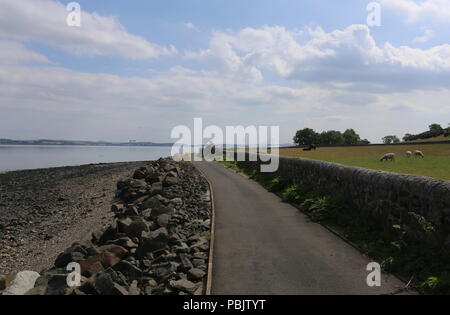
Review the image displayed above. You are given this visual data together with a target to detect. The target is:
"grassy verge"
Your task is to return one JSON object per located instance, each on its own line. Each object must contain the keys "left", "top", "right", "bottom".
{"left": 220, "top": 160, "right": 450, "bottom": 295}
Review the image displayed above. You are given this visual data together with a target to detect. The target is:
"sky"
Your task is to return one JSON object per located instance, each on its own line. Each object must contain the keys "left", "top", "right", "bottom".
{"left": 0, "top": 0, "right": 450, "bottom": 144}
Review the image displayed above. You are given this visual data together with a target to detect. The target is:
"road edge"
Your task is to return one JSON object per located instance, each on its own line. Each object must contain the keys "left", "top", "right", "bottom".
{"left": 192, "top": 162, "right": 216, "bottom": 296}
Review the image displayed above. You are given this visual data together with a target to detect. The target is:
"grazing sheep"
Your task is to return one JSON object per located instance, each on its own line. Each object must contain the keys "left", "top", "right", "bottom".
{"left": 406, "top": 151, "right": 412, "bottom": 158}
{"left": 380, "top": 153, "right": 395, "bottom": 162}
{"left": 414, "top": 150, "right": 425, "bottom": 158}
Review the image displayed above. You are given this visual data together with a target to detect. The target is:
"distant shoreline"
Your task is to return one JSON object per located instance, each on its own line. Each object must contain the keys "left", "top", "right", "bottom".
{"left": 0, "top": 139, "right": 174, "bottom": 147}
{"left": 0, "top": 144, "right": 173, "bottom": 147}
{"left": 0, "top": 160, "right": 154, "bottom": 174}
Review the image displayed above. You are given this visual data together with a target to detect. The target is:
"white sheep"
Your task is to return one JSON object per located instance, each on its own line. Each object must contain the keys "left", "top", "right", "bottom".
{"left": 406, "top": 151, "right": 412, "bottom": 158}
{"left": 380, "top": 153, "right": 395, "bottom": 162}
{"left": 414, "top": 150, "right": 425, "bottom": 158}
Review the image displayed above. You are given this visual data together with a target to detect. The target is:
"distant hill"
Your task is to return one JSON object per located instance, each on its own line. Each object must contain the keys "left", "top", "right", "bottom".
{"left": 0, "top": 139, "right": 174, "bottom": 147}
{"left": 406, "top": 135, "right": 450, "bottom": 143}
{"left": 403, "top": 124, "right": 450, "bottom": 143}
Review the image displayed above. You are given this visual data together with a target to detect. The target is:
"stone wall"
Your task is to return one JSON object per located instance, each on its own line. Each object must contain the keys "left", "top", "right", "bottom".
{"left": 237, "top": 153, "right": 450, "bottom": 234}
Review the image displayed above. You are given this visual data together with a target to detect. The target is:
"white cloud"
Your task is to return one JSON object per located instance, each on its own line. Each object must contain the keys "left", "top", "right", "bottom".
{"left": 0, "top": 42, "right": 272, "bottom": 140}
{"left": 0, "top": 40, "right": 49, "bottom": 64}
{"left": 380, "top": 0, "right": 450, "bottom": 23}
{"left": 183, "top": 22, "right": 198, "bottom": 31}
{"left": 0, "top": 0, "right": 176, "bottom": 59}
{"left": 185, "top": 31, "right": 263, "bottom": 82}
{"left": 187, "top": 24, "right": 450, "bottom": 91}
{"left": 2, "top": 47, "right": 449, "bottom": 144}
{"left": 0, "top": 43, "right": 347, "bottom": 141}
{"left": 413, "top": 27, "right": 434, "bottom": 43}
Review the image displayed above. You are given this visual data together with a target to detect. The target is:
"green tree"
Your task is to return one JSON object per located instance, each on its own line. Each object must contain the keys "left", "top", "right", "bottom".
{"left": 429, "top": 124, "right": 444, "bottom": 137}
{"left": 319, "top": 130, "right": 344, "bottom": 145}
{"left": 293, "top": 128, "right": 319, "bottom": 146}
{"left": 342, "top": 129, "right": 361, "bottom": 145}
{"left": 382, "top": 135, "right": 400, "bottom": 144}
{"left": 429, "top": 123, "right": 443, "bottom": 132}
{"left": 403, "top": 133, "right": 414, "bottom": 142}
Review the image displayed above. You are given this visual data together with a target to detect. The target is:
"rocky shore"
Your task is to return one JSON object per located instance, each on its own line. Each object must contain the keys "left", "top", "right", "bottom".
{"left": 0, "top": 161, "right": 150, "bottom": 274}
{"left": 1, "top": 158, "right": 212, "bottom": 295}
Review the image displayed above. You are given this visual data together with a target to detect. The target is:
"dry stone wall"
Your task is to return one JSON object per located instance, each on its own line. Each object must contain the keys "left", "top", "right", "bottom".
{"left": 238, "top": 153, "right": 450, "bottom": 233}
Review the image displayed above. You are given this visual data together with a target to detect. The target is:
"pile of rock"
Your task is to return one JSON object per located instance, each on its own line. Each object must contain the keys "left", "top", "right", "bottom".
{"left": 1, "top": 158, "right": 212, "bottom": 295}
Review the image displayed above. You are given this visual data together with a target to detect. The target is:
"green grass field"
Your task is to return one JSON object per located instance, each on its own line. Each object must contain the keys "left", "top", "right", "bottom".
{"left": 277, "top": 143, "right": 450, "bottom": 180}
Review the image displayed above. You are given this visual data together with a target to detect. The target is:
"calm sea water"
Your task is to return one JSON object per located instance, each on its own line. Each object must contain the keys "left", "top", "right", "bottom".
{"left": 0, "top": 145, "right": 173, "bottom": 172}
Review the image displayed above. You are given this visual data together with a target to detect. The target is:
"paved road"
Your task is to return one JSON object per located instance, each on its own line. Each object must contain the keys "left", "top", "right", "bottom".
{"left": 194, "top": 161, "right": 408, "bottom": 295}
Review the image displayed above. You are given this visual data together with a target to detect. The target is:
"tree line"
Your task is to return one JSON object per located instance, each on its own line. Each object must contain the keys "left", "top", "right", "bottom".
{"left": 293, "top": 128, "right": 370, "bottom": 146}
{"left": 401, "top": 123, "right": 450, "bottom": 142}
{"left": 294, "top": 123, "right": 450, "bottom": 146}
{"left": 382, "top": 123, "right": 450, "bottom": 144}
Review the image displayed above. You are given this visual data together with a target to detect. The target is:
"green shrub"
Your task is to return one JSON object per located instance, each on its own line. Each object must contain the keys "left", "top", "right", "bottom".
{"left": 267, "top": 177, "right": 289, "bottom": 192}
{"left": 420, "top": 274, "right": 450, "bottom": 294}
{"left": 282, "top": 185, "right": 314, "bottom": 205}
{"left": 408, "top": 212, "right": 435, "bottom": 233}
{"left": 300, "top": 196, "right": 349, "bottom": 222}
{"left": 421, "top": 277, "right": 440, "bottom": 292}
